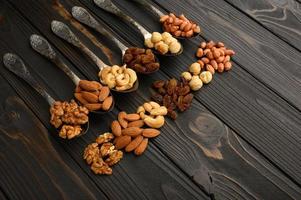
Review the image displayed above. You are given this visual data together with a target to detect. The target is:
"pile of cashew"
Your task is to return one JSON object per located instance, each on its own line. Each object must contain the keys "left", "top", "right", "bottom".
{"left": 99, "top": 65, "right": 137, "bottom": 91}
{"left": 136, "top": 101, "right": 167, "bottom": 128}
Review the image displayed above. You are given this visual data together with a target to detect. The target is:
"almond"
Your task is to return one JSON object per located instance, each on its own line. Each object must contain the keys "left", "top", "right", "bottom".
{"left": 142, "top": 128, "right": 160, "bottom": 138}
{"left": 125, "top": 135, "right": 143, "bottom": 152}
{"left": 134, "top": 138, "right": 148, "bottom": 156}
{"left": 79, "top": 80, "right": 102, "bottom": 91}
{"left": 75, "top": 85, "right": 81, "bottom": 93}
{"left": 124, "top": 113, "right": 140, "bottom": 121}
{"left": 121, "top": 127, "right": 142, "bottom": 137}
{"left": 98, "top": 86, "right": 110, "bottom": 102}
{"left": 111, "top": 120, "right": 122, "bottom": 137}
{"left": 74, "top": 93, "right": 88, "bottom": 105}
{"left": 91, "top": 90, "right": 100, "bottom": 96}
{"left": 118, "top": 111, "right": 128, "bottom": 129}
{"left": 102, "top": 96, "right": 113, "bottom": 111}
{"left": 128, "top": 120, "right": 144, "bottom": 128}
{"left": 81, "top": 91, "right": 99, "bottom": 103}
{"left": 115, "top": 135, "right": 131, "bottom": 150}
{"left": 84, "top": 103, "right": 102, "bottom": 111}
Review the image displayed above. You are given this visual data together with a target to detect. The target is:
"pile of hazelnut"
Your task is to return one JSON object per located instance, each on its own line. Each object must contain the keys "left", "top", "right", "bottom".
{"left": 123, "top": 47, "right": 160, "bottom": 73}
{"left": 145, "top": 32, "right": 182, "bottom": 54}
{"left": 74, "top": 80, "right": 113, "bottom": 111}
{"left": 84, "top": 133, "right": 123, "bottom": 175}
{"left": 160, "top": 13, "right": 201, "bottom": 38}
{"left": 99, "top": 65, "right": 137, "bottom": 91}
{"left": 181, "top": 62, "right": 213, "bottom": 91}
{"left": 50, "top": 100, "right": 89, "bottom": 139}
{"left": 196, "top": 41, "right": 235, "bottom": 74}
{"left": 151, "top": 78, "right": 194, "bottom": 119}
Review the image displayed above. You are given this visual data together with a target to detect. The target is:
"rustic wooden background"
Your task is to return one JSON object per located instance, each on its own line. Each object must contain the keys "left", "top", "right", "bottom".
{"left": 0, "top": 0, "right": 301, "bottom": 199}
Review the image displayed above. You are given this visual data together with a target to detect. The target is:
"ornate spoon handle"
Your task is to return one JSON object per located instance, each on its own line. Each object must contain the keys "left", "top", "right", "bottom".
{"left": 71, "top": 6, "right": 128, "bottom": 55}
{"left": 30, "top": 34, "right": 80, "bottom": 85}
{"left": 3, "top": 53, "right": 55, "bottom": 105}
{"left": 51, "top": 20, "right": 107, "bottom": 70}
{"left": 131, "top": 0, "right": 165, "bottom": 17}
{"left": 94, "top": 0, "right": 151, "bottom": 39}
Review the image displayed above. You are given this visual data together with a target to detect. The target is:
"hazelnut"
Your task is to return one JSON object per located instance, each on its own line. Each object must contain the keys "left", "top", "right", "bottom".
{"left": 161, "top": 32, "right": 172, "bottom": 41}
{"left": 189, "top": 76, "right": 203, "bottom": 91}
{"left": 151, "top": 32, "right": 162, "bottom": 43}
{"left": 169, "top": 41, "right": 181, "bottom": 54}
{"left": 181, "top": 71, "right": 192, "bottom": 81}
{"left": 189, "top": 62, "right": 201, "bottom": 75}
{"left": 155, "top": 41, "right": 169, "bottom": 54}
{"left": 200, "top": 71, "right": 212, "bottom": 84}
{"left": 144, "top": 38, "right": 154, "bottom": 48}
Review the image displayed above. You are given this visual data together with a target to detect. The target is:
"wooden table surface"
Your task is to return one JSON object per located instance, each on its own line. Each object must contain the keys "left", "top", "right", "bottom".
{"left": 0, "top": 0, "right": 301, "bottom": 199}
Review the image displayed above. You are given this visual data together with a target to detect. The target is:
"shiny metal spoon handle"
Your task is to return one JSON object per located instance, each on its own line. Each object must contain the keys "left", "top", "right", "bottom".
{"left": 3, "top": 53, "right": 55, "bottom": 105}
{"left": 51, "top": 20, "right": 107, "bottom": 70}
{"left": 94, "top": 0, "right": 151, "bottom": 39}
{"left": 30, "top": 34, "right": 80, "bottom": 85}
{"left": 71, "top": 6, "right": 128, "bottom": 55}
{"left": 131, "top": 0, "right": 165, "bottom": 17}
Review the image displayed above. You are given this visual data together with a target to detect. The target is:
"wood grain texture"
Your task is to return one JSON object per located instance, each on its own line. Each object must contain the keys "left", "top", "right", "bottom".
{"left": 79, "top": 0, "right": 301, "bottom": 187}
{"left": 0, "top": 1, "right": 209, "bottom": 199}
{"left": 225, "top": 0, "right": 301, "bottom": 51}
{"left": 143, "top": 0, "right": 301, "bottom": 111}
{"left": 0, "top": 75, "right": 107, "bottom": 200}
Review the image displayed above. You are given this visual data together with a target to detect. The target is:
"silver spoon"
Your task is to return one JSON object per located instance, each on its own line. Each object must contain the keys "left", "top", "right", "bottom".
{"left": 51, "top": 20, "right": 139, "bottom": 93}
{"left": 131, "top": 0, "right": 200, "bottom": 39}
{"left": 93, "top": 0, "right": 183, "bottom": 56}
{"left": 71, "top": 6, "right": 160, "bottom": 74}
{"left": 29, "top": 34, "right": 114, "bottom": 114}
{"left": 2, "top": 53, "right": 89, "bottom": 138}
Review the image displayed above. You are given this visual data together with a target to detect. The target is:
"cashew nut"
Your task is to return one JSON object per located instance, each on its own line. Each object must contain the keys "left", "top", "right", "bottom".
{"left": 104, "top": 73, "right": 116, "bottom": 89}
{"left": 144, "top": 115, "right": 165, "bottom": 128}
{"left": 111, "top": 65, "right": 120, "bottom": 76}
{"left": 116, "top": 84, "right": 131, "bottom": 91}
{"left": 100, "top": 67, "right": 111, "bottom": 82}
{"left": 125, "top": 68, "right": 137, "bottom": 86}
{"left": 149, "top": 101, "right": 160, "bottom": 109}
{"left": 143, "top": 102, "right": 153, "bottom": 113}
{"left": 150, "top": 106, "right": 167, "bottom": 116}
{"left": 136, "top": 106, "right": 145, "bottom": 114}
{"left": 116, "top": 73, "right": 130, "bottom": 86}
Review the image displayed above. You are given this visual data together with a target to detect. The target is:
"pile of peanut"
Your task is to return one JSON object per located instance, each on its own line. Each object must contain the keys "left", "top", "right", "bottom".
{"left": 84, "top": 133, "right": 123, "bottom": 175}
{"left": 196, "top": 41, "right": 235, "bottom": 74}
{"left": 151, "top": 78, "right": 193, "bottom": 119}
{"left": 160, "top": 13, "right": 201, "bottom": 38}
{"left": 145, "top": 32, "right": 181, "bottom": 54}
{"left": 74, "top": 80, "right": 113, "bottom": 111}
{"left": 99, "top": 65, "right": 137, "bottom": 91}
{"left": 123, "top": 47, "right": 160, "bottom": 73}
{"left": 50, "top": 100, "right": 89, "bottom": 139}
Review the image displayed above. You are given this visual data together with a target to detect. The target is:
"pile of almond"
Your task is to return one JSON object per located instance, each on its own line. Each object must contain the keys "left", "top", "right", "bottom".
{"left": 111, "top": 107, "right": 164, "bottom": 156}
{"left": 160, "top": 13, "right": 201, "bottom": 38}
{"left": 74, "top": 80, "right": 113, "bottom": 111}
{"left": 196, "top": 41, "right": 235, "bottom": 74}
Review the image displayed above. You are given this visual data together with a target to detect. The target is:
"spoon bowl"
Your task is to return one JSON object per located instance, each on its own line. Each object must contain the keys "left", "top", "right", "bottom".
{"left": 3, "top": 53, "right": 89, "bottom": 138}
{"left": 29, "top": 34, "right": 115, "bottom": 115}
{"left": 94, "top": 0, "right": 183, "bottom": 57}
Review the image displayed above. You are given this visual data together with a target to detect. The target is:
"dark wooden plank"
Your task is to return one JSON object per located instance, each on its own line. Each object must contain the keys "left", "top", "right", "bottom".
{"left": 6, "top": 0, "right": 300, "bottom": 199}
{"left": 0, "top": 76, "right": 108, "bottom": 200}
{"left": 0, "top": 1, "right": 209, "bottom": 199}
{"left": 0, "top": 189, "right": 7, "bottom": 200}
{"left": 224, "top": 0, "right": 301, "bottom": 52}
{"left": 79, "top": 0, "right": 301, "bottom": 186}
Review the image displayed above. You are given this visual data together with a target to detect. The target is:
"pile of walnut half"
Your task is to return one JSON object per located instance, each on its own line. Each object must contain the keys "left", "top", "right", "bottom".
{"left": 99, "top": 65, "right": 137, "bottom": 91}
{"left": 84, "top": 133, "right": 123, "bottom": 175}
{"left": 151, "top": 78, "right": 193, "bottom": 120}
{"left": 50, "top": 100, "right": 89, "bottom": 139}
{"left": 74, "top": 80, "right": 113, "bottom": 111}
